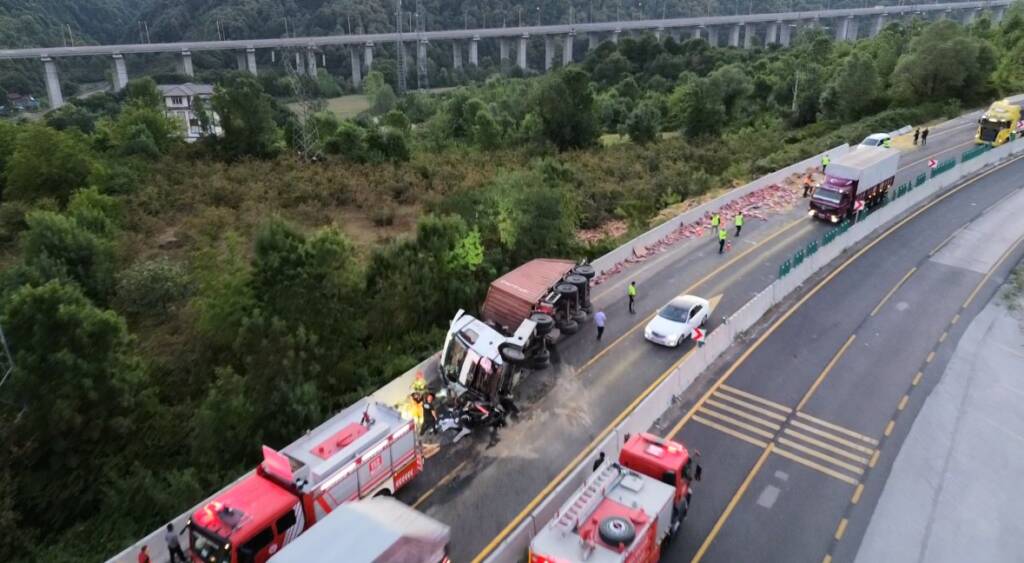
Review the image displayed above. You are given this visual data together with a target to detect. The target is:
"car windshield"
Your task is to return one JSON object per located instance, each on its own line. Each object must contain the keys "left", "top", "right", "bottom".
{"left": 812, "top": 186, "right": 844, "bottom": 205}
{"left": 861, "top": 138, "right": 880, "bottom": 146}
{"left": 441, "top": 336, "right": 469, "bottom": 380}
{"left": 658, "top": 305, "right": 689, "bottom": 323}
{"left": 189, "top": 526, "right": 230, "bottom": 563}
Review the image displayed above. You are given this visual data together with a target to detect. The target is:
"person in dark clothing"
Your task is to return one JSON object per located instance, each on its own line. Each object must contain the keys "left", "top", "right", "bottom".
{"left": 921, "top": 128, "right": 929, "bottom": 145}
{"left": 803, "top": 175, "right": 814, "bottom": 198}
{"left": 165, "top": 523, "right": 188, "bottom": 563}
{"left": 593, "top": 451, "right": 606, "bottom": 472}
{"left": 420, "top": 393, "right": 437, "bottom": 435}
{"left": 913, "top": 128, "right": 920, "bottom": 145}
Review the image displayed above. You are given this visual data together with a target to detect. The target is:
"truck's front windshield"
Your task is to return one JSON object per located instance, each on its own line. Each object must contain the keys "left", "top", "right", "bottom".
{"left": 441, "top": 335, "right": 470, "bottom": 380}
{"left": 189, "top": 525, "right": 230, "bottom": 563}
{"left": 979, "top": 123, "right": 1004, "bottom": 142}
{"left": 812, "top": 186, "right": 844, "bottom": 205}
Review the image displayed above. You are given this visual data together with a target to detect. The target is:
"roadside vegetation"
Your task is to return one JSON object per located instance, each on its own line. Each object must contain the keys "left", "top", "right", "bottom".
{"left": 2, "top": 6, "right": 1024, "bottom": 561}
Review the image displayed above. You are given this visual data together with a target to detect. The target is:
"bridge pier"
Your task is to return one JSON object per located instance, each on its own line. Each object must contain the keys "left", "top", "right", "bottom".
{"left": 246, "top": 47, "right": 258, "bottom": 75}
{"left": 294, "top": 51, "right": 304, "bottom": 75}
{"left": 417, "top": 40, "right": 428, "bottom": 86}
{"left": 453, "top": 41, "right": 463, "bottom": 70}
{"left": 517, "top": 34, "right": 528, "bottom": 70}
{"left": 846, "top": 17, "right": 859, "bottom": 41}
{"left": 612, "top": 29, "right": 621, "bottom": 44}
{"left": 707, "top": 26, "right": 719, "bottom": 46}
{"left": 993, "top": 6, "right": 1006, "bottom": 22}
{"left": 692, "top": 27, "right": 703, "bottom": 41}
{"left": 364, "top": 42, "right": 374, "bottom": 71}
{"left": 766, "top": 22, "right": 778, "bottom": 45}
{"left": 654, "top": 27, "right": 663, "bottom": 40}
{"left": 177, "top": 50, "right": 194, "bottom": 77}
{"left": 779, "top": 22, "right": 792, "bottom": 47}
{"left": 544, "top": 35, "right": 554, "bottom": 70}
{"left": 743, "top": 24, "right": 754, "bottom": 49}
{"left": 728, "top": 24, "right": 741, "bottom": 47}
{"left": 962, "top": 8, "right": 978, "bottom": 25}
{"left": 112, "top": 53, "right": 128, "bottom": 91}
{"left": 835, "top": 16, "right": 851, "bottom": 41}
{"left": 41, "top": 56, "right": 63, "bottom": 109}
{"left": 563, "top": 32, "right": 574, "bottom": 66}
{"left": 871, "top": 14, "right": 887, "bottom": 36}
{"left": 469, "top": 36, "right": 479, "bottom": 66}
{"left": 306, "top": 48, "right": 317, "bottom": 77}
{"left": 236, "top": 51, "right": 247, "bottom": 71}
{"left": 499, "top": 38, "right": 509, "bottom": 65}
{"left": 350, "top": 48, "right": 361, "bottom": 88}
{"left": 589, "top": 32, "right": 599, "bottom": 50}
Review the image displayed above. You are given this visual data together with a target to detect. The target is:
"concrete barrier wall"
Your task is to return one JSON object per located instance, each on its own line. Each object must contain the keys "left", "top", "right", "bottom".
{"left": 483, "top": 138, "right": 1024, "bottom": 563}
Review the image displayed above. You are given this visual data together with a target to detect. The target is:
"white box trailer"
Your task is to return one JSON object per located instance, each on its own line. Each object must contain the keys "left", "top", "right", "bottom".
{"left": 826, "top": 146, "right": 900, "bottom": 190}
{"left": 269, "top": 497, "right": 450, "bottom": 563}
{"left": 811, "top": 146, "right": 900, "bottom": 222}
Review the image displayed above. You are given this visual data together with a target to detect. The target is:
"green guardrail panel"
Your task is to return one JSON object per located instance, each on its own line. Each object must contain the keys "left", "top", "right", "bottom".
{"left": 961, "top": 144, "right": 990, "bottom": 162}
{"left": 931, "top": 158, "right": 956, "bottom": 178}
{"left": 915, "top": 172, "right": 927, "bottom": 186}
{"left": 793, "top": 248, "right": 806, "bottom": 267}
{"left": 806, "top": 240, "right": 819, "bottom": 256}
{"left": 778, "top": 259, "right": 791, "bottom": 279}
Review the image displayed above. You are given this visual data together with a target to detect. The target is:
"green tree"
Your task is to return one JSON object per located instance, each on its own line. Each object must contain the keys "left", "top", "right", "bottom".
{"left": 45, "top": 103, "right": 97, "bottom": 134}
{"left": 0, "top": 120, "right": 17, "bottom": 195}
{"left": 535, "top": 67, "right": 599, "bottom": 150}
{"left": 671, "top": 78, "right": 726, "bottom": 138}
{"left": 492, "top": 169, "right": 579, "bottom": 264}
{"left": 381, "top": 109, "right": 411, "bottom": 132}
{"left": 365, "top": 126, "right": 410, "bottom": 162}
{"left": 212, "top": 74, "right": 281, "bottom": 159}
{"left": 593, "top": 51, "right": 632, "bottom": 87}
{"left": 115, "top": 257, "right": 192, "bottom": 318}
{"left": 4, "top": 125, "right": 94, "bottom": 202}
{"left": 125, "top": 77, "right": 162, "bottom": 108}
{"left": 473, "top": 109, "right": 502, "bottom": 150}
{"left": 364, "top": 70, "right": 397, "bottom": 115}
{"left": 708, "top": 63, "right": 754, "bottom": 117}
{"left": 1, "top": 280, "right": 144, "bottom": 530}
{"left": 821, "top": 51, "right": 879, "bottom": 120}
{"left": 105, "top": 102, "right": 180, "bottom": 156}
{"left": 20, "top": 210, "right": 116, "bottom": 302}
{"left": 625, "top": 99, "right": 661, "bottom": 145}
{"left": 890, "top": 20, "right": 991, "bottom": 104}
{"left": 326, "top": 121, "right": 367, "bottom": 161}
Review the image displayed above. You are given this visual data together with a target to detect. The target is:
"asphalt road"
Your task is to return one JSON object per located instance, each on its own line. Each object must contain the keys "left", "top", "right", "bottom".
{"left": 657, "top": 150, "right": 1024, "bottom": 563}
{"left": 393, "top": 106, "right": 1012, "bottom": 562}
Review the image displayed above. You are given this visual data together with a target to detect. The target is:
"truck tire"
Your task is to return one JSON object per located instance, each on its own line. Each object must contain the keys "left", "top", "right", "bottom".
{"left": 572, "top": 309, "right": 588, "bottom": 323}
{"left": 598, "top": 516, "right": 636, "bottom": 547}
{"left": 499, "top": 344, "right": 527, "bottom": 365}
{"left": 559, "top": 319, "right": 579, "bottom": 335}
{"left": 555, "top": 283, "right": 578, "bottom": 302}
{"left": 530, "top": 313, "right": 555, "bottom": 336}
{"left": 573, "top": 264, "right": 597, "bottom": 280}
{"left": 530, "top": 348, "right": 551, "bottom": 369}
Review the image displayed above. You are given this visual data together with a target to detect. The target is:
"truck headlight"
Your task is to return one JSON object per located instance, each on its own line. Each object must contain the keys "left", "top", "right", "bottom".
{"left": 830, "top": 215, "right": 839, "bottom": 223}
{"left": 808, "top": 209, "right": 816, "bottom": 217}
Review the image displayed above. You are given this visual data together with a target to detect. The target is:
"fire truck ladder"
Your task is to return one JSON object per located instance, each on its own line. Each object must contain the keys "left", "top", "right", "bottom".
{"left": 555, "top": 463, "right": 622, "bottom": 533}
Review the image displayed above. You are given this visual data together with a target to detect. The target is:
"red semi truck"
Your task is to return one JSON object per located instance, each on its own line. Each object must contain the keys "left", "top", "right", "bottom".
{"left": 810, "top": 146, "right": 900, "bottom": 223}
{"left": 529, "top": 433, "right": 702, "bottom": 563}
{"left": 186, "top": 400, "right": 421, "bottom": 563}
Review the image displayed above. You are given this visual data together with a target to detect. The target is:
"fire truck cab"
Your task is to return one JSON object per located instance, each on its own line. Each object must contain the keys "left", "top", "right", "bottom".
{"left": 529, "top": 433, "right": 701, "bottom": 563}
{"left": 186, "top": 400, "right": 422, "bottom": 563}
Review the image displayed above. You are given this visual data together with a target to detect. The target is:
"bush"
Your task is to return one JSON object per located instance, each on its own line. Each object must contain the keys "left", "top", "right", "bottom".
{"left": 115, "top": 258, "right": 193, "bottom": 318}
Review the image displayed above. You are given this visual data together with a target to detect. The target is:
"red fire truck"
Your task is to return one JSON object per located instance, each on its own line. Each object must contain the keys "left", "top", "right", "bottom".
{"left": 186, "top": 399, "right": 422, "bottom": 563}
{"left": 529, "top": 433, "right": 702, "bottom": 563}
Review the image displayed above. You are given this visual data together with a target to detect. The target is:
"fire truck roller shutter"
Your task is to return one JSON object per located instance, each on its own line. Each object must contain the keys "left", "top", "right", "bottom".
{"left": 599, "top": 516, "right": 637, "bottom": 547}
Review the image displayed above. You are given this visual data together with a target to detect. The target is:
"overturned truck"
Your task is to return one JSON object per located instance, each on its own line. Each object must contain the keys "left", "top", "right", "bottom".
{"left": 439, "top": 259, "right": 595, "bottom": 405}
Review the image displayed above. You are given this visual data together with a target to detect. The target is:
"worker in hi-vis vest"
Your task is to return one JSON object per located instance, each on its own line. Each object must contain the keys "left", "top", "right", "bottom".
{"left": 735, "top": 211, "right": 744, "bottom": 237}
{"left": 718, "top": 227, "right": 728, "bottom": 254}
{"left": 710, "top": 213, "right": 721, "bottom": 235}
{"left": 822, "top": 154, "right": 831, "bottom": 171}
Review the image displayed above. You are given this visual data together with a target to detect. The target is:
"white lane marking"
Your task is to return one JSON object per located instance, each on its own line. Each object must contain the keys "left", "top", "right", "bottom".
{"left": 757, "top": 485, "right": 781, "bottom": 509}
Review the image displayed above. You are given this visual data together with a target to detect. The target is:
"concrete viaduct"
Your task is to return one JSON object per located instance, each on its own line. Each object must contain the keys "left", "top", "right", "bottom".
{"left": 0, "top": 1, "right": 1010, "bottom": 110}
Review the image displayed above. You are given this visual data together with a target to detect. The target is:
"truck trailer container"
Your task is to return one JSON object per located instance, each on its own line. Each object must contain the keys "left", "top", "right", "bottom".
{"left": 810, "top": 146, "right": 899, "bottom": 223}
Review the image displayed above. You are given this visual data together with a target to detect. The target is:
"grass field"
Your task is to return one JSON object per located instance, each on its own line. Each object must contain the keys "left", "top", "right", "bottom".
{"left": 599, "top": 130, "right": 681, "bottom": 146}
{"left": 290, "top": 94, "right": 371, "bottom": 118}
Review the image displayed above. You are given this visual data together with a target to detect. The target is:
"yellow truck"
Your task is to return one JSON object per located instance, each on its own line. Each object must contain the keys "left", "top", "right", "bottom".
{"left": 975, "top": 100, "right": 1022, "bottom": 146}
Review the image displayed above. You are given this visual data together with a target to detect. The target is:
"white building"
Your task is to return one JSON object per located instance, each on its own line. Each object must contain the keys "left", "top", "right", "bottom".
{"left": 157, "top": 83, "right": 222, "bottom": 141}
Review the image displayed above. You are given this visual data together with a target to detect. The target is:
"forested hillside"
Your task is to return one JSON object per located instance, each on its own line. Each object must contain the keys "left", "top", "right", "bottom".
{"left": 1, "top": 4, "right": 1023, "bottom": 562}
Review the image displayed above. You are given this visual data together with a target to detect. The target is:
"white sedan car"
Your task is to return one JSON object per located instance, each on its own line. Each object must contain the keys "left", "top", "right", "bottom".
{"left": 859, "top": 133, "right": 891, "bottom": 148}
{"left": 644, "top": 294, "right": 711, "bottom": 347}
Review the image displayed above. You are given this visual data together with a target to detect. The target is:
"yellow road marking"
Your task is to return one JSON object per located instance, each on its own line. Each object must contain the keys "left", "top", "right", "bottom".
{"left": 579, "top": 217, "right": 808, "bottom": 375}
{"left": 692, "top": 415, "right": 770, "bottom": 448}
{"left": 773, "top": 446, "right": 859, "bottom": 486}
{"left": 928, "top": 225, "right": 966, "bottom": 256}
{"left": 795, "top": 412, "right": 879, "bottom": 445}
{"left": 851, "top": 483, "right": 864, "bottom": 504}
{"left": 788, "top": 420, "right": 877, "bottom": 455}
{"left": 926, "top": 351, "right": 936, "bottom": 363}
{"left": 719, "top": 384, "right": 793, "bottom": 413}
{"left": 951, "top": 313, "right": 960, "bottom": 324}
{"left": 712, "top": 392, "right": 789, "bottom": 422}
{"left": 705, "top": 399, "right": 783, "bottom": 430}
{"left": 962, "top": 232, "right": 1024, "bottom": 309}
{"left": 835, "top": 518, "right": 849, "bottom": 540}
{"left": 898, "top": 395, "right": 909, "bottom": 411}
{"left": 412, "top": 460, "right": 469, "bottom": 509}
{"left": 913, "top": 372, "right": 923, "bottom": 386}
{"left": 700, "top": 407, "right": 776, "bottom": 439}
{"left": 691, "top": 445, "right": 774, "bottom": 562}
{"left": 777, "top": 437, "right": 866, "bottom": 474}
{"left": 884, "top": 420, "right": 895, "bottom": 436}
{"left": 797, "top": 334, "right": 857, "bottom": 411}
{"left": 939, "top": 331, "right": 948, "bottom": 343}
{"left": 782, "top": 429, "right": 869, "bottom": 465}
{"left": 870, "top": 267, "right": 917, "bottom": 317}
{"left": 869, "top": 451, "right": 880, "bottom": 468}
{"left": 473, "top": 154, "right": 1024, "bottom": 563}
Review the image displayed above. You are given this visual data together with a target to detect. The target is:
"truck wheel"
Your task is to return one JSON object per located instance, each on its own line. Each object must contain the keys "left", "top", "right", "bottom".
{"left": 555, "top": 283, "right": 578, "bottom": 302}
{"left": 598, "top": 516, "right": 636, "bottom": 547}
{"left": 499, "top": 344, "right": 527, "bottom": 365}
{"left": 530, "top": 313, "right": 555, "bottom": 336}
{"left": 573, "top": 264, "right": 597, "bottom": 280}
{"left": 559, "top": 319, "right": 579, "bottom": 335}
{"left": 572, "top": 309, "right": 588, "bottom": 323}
{"left": 530, "top": 348, "right": 551, "bottom": 369}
